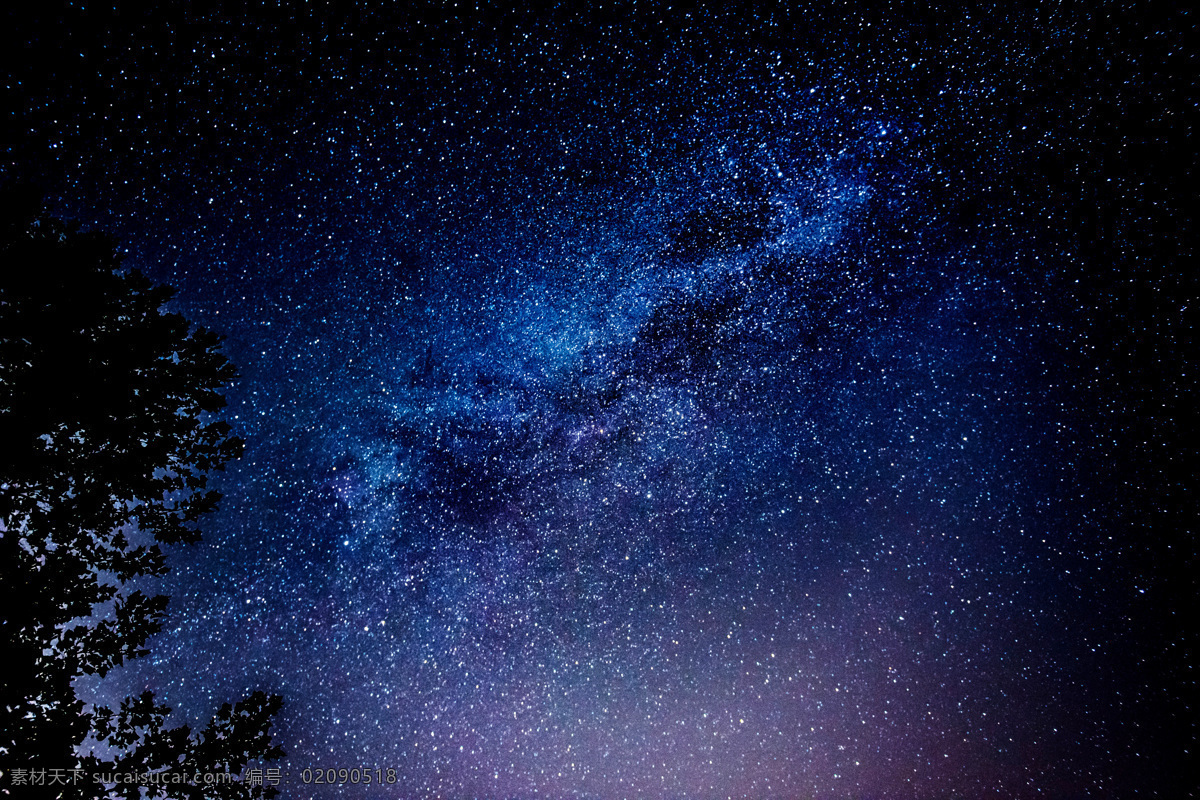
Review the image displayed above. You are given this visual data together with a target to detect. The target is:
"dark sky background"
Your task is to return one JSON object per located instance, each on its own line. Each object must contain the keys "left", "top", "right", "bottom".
{"left": 3, "top": 2, "right": 1192, "bottom": 798}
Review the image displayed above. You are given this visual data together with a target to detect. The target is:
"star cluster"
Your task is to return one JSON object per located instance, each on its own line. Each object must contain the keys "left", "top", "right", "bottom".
{"left": 4, "top": 3, "right": 1190, "bottom": 798}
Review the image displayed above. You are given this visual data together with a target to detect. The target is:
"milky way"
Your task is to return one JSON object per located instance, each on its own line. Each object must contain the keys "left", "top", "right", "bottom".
{"left": 4, "top": 4, "right": 1190, "bottom": 798}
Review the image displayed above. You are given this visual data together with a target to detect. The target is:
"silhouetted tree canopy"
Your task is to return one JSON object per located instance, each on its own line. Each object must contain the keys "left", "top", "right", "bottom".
{"left": 1, "top": 192, "right": 284, "bottom": 799}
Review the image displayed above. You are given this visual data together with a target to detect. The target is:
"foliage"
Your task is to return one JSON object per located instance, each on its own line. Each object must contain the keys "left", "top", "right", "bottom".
{"left": 0, "top": 194, "right": 283, "bottom": 799}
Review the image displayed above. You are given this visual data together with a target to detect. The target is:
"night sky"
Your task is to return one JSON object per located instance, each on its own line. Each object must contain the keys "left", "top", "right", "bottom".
{"left": 3, "top": 3, "right": 1192, "bottom": 798}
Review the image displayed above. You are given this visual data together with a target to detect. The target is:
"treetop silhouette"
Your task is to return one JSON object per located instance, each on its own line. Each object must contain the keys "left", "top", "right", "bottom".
{"left": 1, "top": 192, "right": 284, "bottom": 799}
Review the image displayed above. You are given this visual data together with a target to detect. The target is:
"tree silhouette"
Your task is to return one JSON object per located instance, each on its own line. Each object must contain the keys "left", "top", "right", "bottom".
{"left": 0, "top": 192, "right": 284, "bottom": 799}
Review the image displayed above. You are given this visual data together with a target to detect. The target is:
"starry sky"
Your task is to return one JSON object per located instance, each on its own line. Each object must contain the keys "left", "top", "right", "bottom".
{"left": 3, "top": 3, "right": 1192, "bottom": 798}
